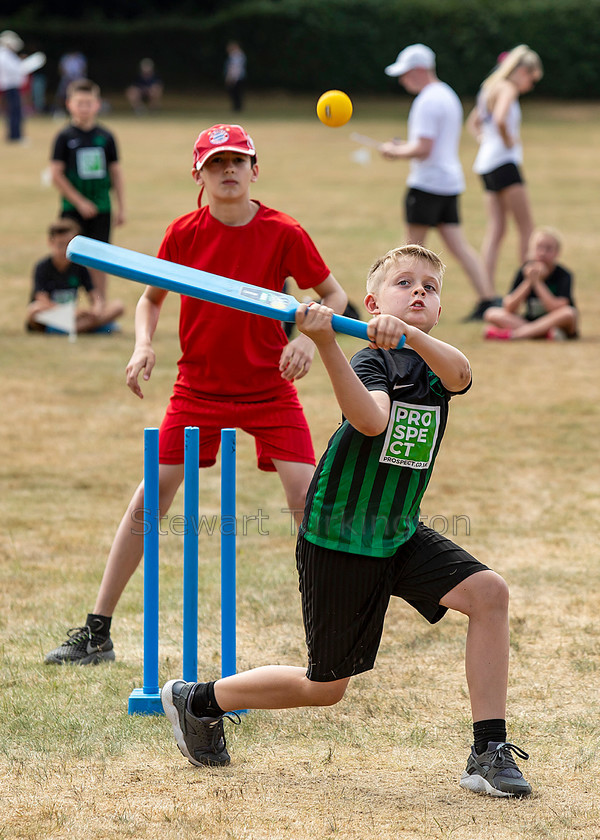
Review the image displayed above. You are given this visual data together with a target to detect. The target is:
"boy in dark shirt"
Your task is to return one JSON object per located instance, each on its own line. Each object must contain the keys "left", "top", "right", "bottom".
{"left": 27, "top": 219, "right": 123, "bottom": 333}
{"left": 50, "top": 78, "right": 125, "bottom": 299}
{"left": 484, "top": 227, "right": 578, "bottom": 340}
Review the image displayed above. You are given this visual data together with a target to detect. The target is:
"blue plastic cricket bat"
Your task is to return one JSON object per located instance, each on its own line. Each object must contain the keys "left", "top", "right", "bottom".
{"left": 66, "top": 236, "right": 405, "bottom": 348}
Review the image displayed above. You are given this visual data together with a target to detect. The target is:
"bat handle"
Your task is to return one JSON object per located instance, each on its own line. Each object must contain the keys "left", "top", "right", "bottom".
{"left": 331, "top": 313, "right": 406, "bottom": 349}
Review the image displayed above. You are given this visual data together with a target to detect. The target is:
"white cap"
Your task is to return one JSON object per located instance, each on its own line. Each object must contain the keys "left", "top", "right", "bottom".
{"left": 385, "top": 44, "right": 435, "bottom": 77}
{"left": 0, "top": 30, "right": 24, "bottom": 51}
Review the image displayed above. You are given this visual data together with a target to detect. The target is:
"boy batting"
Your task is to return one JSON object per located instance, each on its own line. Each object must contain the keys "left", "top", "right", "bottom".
{"left": 162, "top": 243, "right": 532, "bottom": 798}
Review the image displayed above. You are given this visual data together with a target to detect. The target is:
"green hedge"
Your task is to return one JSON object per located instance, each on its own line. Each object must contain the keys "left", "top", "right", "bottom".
{"left": 4, "top": 0, "right": 600, "bottom": 98}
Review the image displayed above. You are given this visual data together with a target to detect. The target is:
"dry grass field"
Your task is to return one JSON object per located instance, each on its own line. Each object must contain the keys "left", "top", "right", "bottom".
{"left": 0, "top": 92, "right": 599, "bottom": 839}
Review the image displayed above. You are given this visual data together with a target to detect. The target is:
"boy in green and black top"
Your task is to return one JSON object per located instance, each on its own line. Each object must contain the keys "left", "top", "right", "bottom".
{"left": 50, "top": 78, "right": 125, "bottom": 300}
{"left": 161, "top": 244, "right": 533, "bottom": 799}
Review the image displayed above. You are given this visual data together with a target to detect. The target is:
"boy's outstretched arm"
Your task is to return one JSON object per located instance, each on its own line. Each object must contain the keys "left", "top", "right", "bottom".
{"left": 296, "top": 303, "right": 394, "bottom": 437}
{"left": 392, "top": 319, "right": 472, "bottom": 393}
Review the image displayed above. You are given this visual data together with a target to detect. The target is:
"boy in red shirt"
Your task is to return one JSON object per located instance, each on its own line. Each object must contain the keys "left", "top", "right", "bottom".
{"left": 45, "top": 123, "right": 347, "bottom": 665}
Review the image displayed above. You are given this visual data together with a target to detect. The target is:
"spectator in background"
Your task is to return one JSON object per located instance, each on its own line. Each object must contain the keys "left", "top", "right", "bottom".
{"left": 50, "top": 78, "right": 126, "bottom": 300}
{"left": 27, "top": 218, "right": 124, "bottom": 334}
{"left": 224, "top": 41, "right": 246, "bottom": 112}
{"left": 125, "top": 58, "right": 163, "bottom": 114}
{"left": 380, "top": 44, "right": 498, "bottom": 321}
{"left": 483, "top": 226, "right": 577, "bottom": 341}
{"left": 54, "top": 50, "right": 87, "bottom": 114}
{"left": 0, "top": 30, "right": 26, "bottom": 141}
{"left": 467, "top": 46, "right": 543, "bottom": 293}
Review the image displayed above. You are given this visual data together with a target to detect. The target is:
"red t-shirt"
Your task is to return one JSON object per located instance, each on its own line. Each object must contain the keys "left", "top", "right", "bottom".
{"left": 157, "top": 201, "right": 331, "bottom": 400}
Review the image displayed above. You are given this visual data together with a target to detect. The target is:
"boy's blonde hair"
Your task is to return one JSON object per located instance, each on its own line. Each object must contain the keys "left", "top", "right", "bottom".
{"left": 530, "top": 225, "right": 562, "bottom": 253}
{"left": 366, "top": 244, "right": 445, "bottom": 296}
{"left": 482, "top": 45, "right": 543, "bottom": 92}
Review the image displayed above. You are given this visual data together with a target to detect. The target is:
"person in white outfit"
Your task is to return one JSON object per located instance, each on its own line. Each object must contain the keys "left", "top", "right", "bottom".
{"left": 467, "top": 45, "right": 543, "bottom": 293}
{"left": 380, "top": 44, "right": 497, "bottom": 321}
{"left": 0, "top": 30, "right": 26, "bottom": 141}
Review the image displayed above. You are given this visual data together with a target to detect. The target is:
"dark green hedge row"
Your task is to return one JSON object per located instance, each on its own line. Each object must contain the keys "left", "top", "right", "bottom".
{"left": 4, "top": 0, "right": 600, "bottom": 98}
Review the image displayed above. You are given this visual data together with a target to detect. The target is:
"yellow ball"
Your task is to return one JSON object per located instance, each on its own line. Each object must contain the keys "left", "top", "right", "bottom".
{"left": 316, "top": 90, "right": 353, "bottom": 127}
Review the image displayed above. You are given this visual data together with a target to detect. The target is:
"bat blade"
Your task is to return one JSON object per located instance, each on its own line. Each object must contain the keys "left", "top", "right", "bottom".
{"left": 67, "top": 236, "right": 404, "bottom": 347}
{"left": 350, "top": 132, "right": 384, "bottom": 149}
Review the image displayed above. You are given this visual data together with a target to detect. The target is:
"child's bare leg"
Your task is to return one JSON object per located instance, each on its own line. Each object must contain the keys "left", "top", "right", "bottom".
{"left": 483, "top": 307, "right": 527, "bottom": 329}
{"left": 273, "top": 459, "right": 314, "bottom": 527}
{"left": 440, "top": 570, "right": 509, "bottom": 722}
{"left": 406, "top": 223, "right": 429, "bottom": 246}
{"left": 98, "top": 299, "right": 125, "bottom": 325}
{"left": 502, "top": 184, "right": 534, "bottom": 263}
{"left": 481, "top": 192, "right": 506, "bottom": 287}
{"left": 438, "top": 224, "right": 495, "bottom": 299}
{"left": 26, "top": 300, "right": 51, "bottom": 329}
{"left": 214, "top": 666, "right": 350, "bottom": 711}
{"left": 511, "top": 306, "right": 578, "bottom": 339}
{"left": 93, "top": 463, "right": 184, "bottom": 616}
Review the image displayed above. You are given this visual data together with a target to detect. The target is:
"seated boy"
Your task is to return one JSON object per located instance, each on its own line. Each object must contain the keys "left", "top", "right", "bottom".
{"left": 483, "top": 227, "right": 578, "bottom": 340}
{"left": 161, "top": 244, "right": 532, "bottom": 799}
{"left": 26, "top": 219, "right": 124, "bottom": 334}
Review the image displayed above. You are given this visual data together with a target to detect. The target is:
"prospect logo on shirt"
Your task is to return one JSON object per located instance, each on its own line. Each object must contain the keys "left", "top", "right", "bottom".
{"left": 379, "top": 401, "right": 440, "bottom": 469}
{"left": 76, "top": 147, "right": 106, "bottom": 179}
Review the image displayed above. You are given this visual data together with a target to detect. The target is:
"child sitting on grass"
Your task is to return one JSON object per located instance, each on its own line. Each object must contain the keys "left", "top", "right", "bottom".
{"left": 26, "top": 218, "right": 124, "bottom": 334}
{"left": 483, "top": 226, "right": 578, "bottom": 340}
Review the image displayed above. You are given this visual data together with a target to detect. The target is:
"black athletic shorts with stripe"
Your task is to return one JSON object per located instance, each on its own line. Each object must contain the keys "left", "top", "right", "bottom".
{"left": 296, "top": 523, "right": 488, "bottom": 682}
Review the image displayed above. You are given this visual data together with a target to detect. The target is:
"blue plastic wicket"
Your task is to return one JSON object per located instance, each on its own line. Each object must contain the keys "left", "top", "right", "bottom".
{"left": 220, "top": 429, "right": 236, "bottom": 679}
{"left": 128, "top": 426, "right": 239, "bottom": 715}
{"left": 183, "top": 426, "right": 200, "bottom": 683}
{"left": 128, "top": 427, "right": 162, "bottom": 714}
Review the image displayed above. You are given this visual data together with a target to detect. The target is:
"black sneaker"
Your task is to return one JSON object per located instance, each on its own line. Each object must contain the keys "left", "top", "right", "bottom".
{"left": 460, "top": 741, "right": 532, "bottom": 797}
{"left": 161, "top": 679, "right": 240, "bottom": 767}
{"left": 45, "top": 625, "right": 115, "bottom": 665}
{"left": 462, "top": 298, "right": 502, "bottom": 322}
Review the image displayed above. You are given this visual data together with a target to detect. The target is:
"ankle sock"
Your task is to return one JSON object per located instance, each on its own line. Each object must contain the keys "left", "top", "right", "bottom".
{"left": 86, "top": 613, "right": 112, "bottom": 639}
{"left": 473, "top": 719, "right": 507, "bottom": 755}
{"left": 190, "top": 681, "right": 225, "bottom": 718}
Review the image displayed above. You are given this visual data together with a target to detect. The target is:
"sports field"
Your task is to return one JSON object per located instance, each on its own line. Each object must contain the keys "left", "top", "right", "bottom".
{"left": 1, "top": 94, "right": 599, "bottom": 839}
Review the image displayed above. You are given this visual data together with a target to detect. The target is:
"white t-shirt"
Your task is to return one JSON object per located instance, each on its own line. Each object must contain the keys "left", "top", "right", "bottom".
{"left": 0, "top": 46, "right": 25, "bottom": 91}
{"left": 473, "top": 91, "right": 523, "bottom": 175}
{"left": 406, "top": 81, "right": 465, "bottom": 196}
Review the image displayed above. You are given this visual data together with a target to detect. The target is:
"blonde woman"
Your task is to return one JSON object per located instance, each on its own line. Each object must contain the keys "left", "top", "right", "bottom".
{"left": 467, "top": 46, "right": 543, "bottom": 289}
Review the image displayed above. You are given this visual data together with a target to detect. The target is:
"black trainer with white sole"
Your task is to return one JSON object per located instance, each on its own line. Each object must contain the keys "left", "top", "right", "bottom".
{"left": 460, "top": 741, "right": 532, "bottom": 797}
{"left": 161, "top": 679, "right": 240, "bottom": 767}
{"left": 45, "top": 625, "right": 115, "bottom": 665}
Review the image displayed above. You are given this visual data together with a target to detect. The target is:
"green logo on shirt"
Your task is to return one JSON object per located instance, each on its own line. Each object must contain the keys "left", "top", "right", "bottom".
{"left": 76, "top": 147, "right": 106, "bottom": 179}
{"left": 380, "top": 401, "right": 440, "bottom": 469}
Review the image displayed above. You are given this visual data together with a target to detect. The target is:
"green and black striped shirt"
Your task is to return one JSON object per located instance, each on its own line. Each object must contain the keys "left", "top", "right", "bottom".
{"left": 302, "top": 346, "right": 468, "bottom": 557}
{"left": 52, "top": 124, "right": 118, "bottom": 214}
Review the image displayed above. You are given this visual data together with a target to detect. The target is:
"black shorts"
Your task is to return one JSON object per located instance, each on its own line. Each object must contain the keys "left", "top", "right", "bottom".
{"left": 296, "top": 524, "right": 489, "bottom": 682}
{"left": 481, "top": 163, "right": 523, "bottom": 193}
{"left": 405, "top": 188, "right": 460, "bottom": 227}
{"left": 61, "top": 210, "right": 111, "bottom": 243}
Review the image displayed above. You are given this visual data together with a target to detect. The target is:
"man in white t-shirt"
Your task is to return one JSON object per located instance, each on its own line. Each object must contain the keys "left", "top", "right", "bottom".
{"left": 380, "top": 44, "right": 498, "bottom": 320}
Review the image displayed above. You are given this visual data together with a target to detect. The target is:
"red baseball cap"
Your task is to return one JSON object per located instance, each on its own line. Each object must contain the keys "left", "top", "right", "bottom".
{"left": 193, "top": 124, "right": 256, "bottom": 170}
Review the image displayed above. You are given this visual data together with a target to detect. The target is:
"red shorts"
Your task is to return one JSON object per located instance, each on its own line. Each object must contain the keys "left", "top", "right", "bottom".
{"left": 159, "top": 386, "right": 315, "bottom": 471}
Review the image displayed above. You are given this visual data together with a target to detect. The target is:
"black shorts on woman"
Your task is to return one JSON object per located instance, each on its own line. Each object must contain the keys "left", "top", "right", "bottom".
{"left": 481, "top": 162, "right": 523, "bottom": 192}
